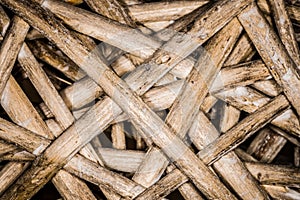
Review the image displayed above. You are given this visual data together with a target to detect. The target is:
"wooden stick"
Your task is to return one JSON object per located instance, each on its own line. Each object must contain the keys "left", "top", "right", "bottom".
{"left": 245, "top": 162, "right": 300, "bottom": 185}
{"left": 224, "top": 33, "right": 256, "bottom": 66}
{"left": 262, "top": 185, "right": 300, "bottom": 200}
{"left": 43, "top": 0, "right": 161, "bottom": 59}
{"left": 251, "top": 79, "right": 282, "bottom": 97}
{"left": 63, "top": 0, "right": 83, "bottom": 5}
{"left": 247, "top": 128, "right": 287, "bottom": 163}
{"left": 58, "top": 2, "right": 209, "bottom": 111}
{"left": 132, "top": 17, "right": 243, "bottom": 189}
{"left": 0, "top": 162, "right": 29, "bottom": 195}
{"left": 211, "top": 60, "right": 271, "bottom": 93}
{"left": 198, "top": 94, "right": 290, "bottom": 165}
{"left": 177, "top": 182, "right": 204, "bottom": 200}
{"left": 18, "top": 43, "right": 74, "bottom": 130}
{"left": 28, "top": 40, "right": 85, "bottom": 81}
{"left": 26, "top": 28, "right": 44, "bottom": 40}
{"left": 257, "top": 0, "right": 300, "bottom": 25}
{"left": 268, "top": 0, "right": 300, "bottom": 66}
{"left": 52, "top": 170, "right": 97, "bottom": 200}
{"left": 0, "top": 16, "right": 29, "bottom": 98}
{"left": 1, "top": 76, "right": 53, "bottom": 139}
{"left": 85, "top": 0, "right": 136, "bottom": 27}
{"left": 215, "top": 86, "right": 271, "bottom": 113}
{"left": 64, "top": 154, "right": 145, "bottom": 198}
{"left": 0, "top": 118, "right": 51, "bottom": 155}
{"left": 0, "top": 5, "right": 9, "bottom": 40}
{"left": 189, "top": 111, "right": 270, "bottom": 200}
{"left": 0, "top": 149, "right": 35, "bottom": 162}
{"left": 0, "top": 140, "right": 18, "bottom": 156}
{"left": 238, "top": 3, "right": 300, "bottom": 117}
{"left": 295, "top": 147, "right": 300, "bottom": 167}
{"left": 270, "top": 125, "right": 300, "bottom": 147}
{"left": 111, "top": 122, "right": 126, "bottom": 150}
{"left": 96, "top": 148, "right": 144, "bottom": 173}
{"left": 0, "top": 0, "right": 251, "bottom": 198}
{"left": 219, "top": 104, "right": 240, "bottom": 133}
{"left": 134, "top": 168, "right": 188, "bottom": 200}
{"left": 128, "top": 1, "right": 209, "bottom": 23}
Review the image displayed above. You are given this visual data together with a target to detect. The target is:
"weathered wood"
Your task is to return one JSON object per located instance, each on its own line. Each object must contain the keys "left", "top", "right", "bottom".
{"left": 215, "top": 86, "right": 271, "bottom": 113}
{"left": 134, "top": 168, "right": 188, "bottom": 200}
{"left": 0, "top": 149, "right": 35, "bottom": 162}
{"left": 177, "top": 182, "right": 204, "bottom": 200}
{"left": 64, "top": 154, "right": 145, "bottom": 198}
{"left": 219, "top": 104, "right": 240, "bottom": 133}
{"left": 52, "top": 170, "right": 97, "bottom": 200}
{"left": 262, "top": 185, "right": 300, "bottom": 200}
{"left": 0, "top": 162, "right": 29, "bottom": 195}
{"left": 251, "top": 79, "right": 282, "bottom": 97}
{"left": 238, "top": 3, "right": 300, "bottom": 117}
{"left": 26, "top": 28, "right": 44, "bottom": 40}
{"left": 0, "top": 5, "right": 9, "bottom": 40}
{"left": 43, "top": 0, "right": 161, "bottom": 59}
{"left": 128, "top": 1, "right": 209, "bottom": 23}
{"left": 18, "top": 43, "right": 74, "bottom": 130}
{"left": 0, "top": 140, "right": 17, "bottom": 156}
{"left": 111, "top": 122, "right": 126, "bottom": 150}
{"left": 0, "top": 118, "right": 51, "bottom": 155}
{"left": 189, "top": 111, "right": 269, "bottom": 200}
{"left": 247, "top": 128, "right": 287, "bottom": 163}
{"left": 0, "top": 0, "right": 250, "bottom": 199}
{"left": 28, "top": 40, "right": 85, "bottom": 81}
{"left": 257, "top": 0, "right": 300, "bottom": 25}
{"left": 1, "top": 76, "right": 54, "bottom": 139}
{"left": 85, "top": 0, "right": 136, "bottom": 27}
{"left": 198, "top": 94, "right": 290, "bottom": 165}
{"left": 245, "top": 162, "right": 300, "bottom": 185}
{"left": 211, "top": 60, "right": 271, "bottom": 93}
{"left": 57, "top": 2, "right": 210, "bottom": 111}
{"left": 269, "top": 0, "right": 300, "bottom": 66}
{"left": 132, "top": 17, "right": 243, "bottom": 190}
{"left": 95, "top": 148, "right": 144, "bottom": 173}
{"left": 224, "top": 33, "right": 256, "bottom": 66}
{"left": 0, "top": 16, "right": 29, "bottom": 98}
{"left": 270, "top": 125, "right": 300, "bottom": 147}
{"left": 63, "top": 0, "right": 83, "bottom": 5}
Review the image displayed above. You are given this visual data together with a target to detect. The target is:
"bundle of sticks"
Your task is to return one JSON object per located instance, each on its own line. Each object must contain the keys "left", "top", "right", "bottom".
{"left": 0, "top": 0, "right": 299, "bottom": 199}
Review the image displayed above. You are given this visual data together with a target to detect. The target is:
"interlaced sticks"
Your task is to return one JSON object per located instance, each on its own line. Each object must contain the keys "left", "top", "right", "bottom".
{"left": 0, "top": 0, "right": 299, "bottom": 199}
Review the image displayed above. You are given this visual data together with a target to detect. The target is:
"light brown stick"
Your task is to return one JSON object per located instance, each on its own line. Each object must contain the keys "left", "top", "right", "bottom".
{"left": 43, "top": 0, "right": 161, "bottom": 59}
{"left": 269, "top": 0, "right": 300, "bottom": 66}
{"left": 52, "top": 170, "right": 97, "bottom": 200}
{"left": 245, "top": 162, "right": 300, "bottom": 186}
{"left": 0, "top": 162, "right": 30, "bottom": 195}
{"left": 134, "top": 168, "right": 188, "bottom": 200}
{"left": 1, "top": 76, "right": 53, "bottom": 138}
{"left": 18, "top": 43, "right": 74, "bottom": 130}
{"left": 28, "top": 40, "right": 85, "bottom": 81}
{"left": 198, "top": 94, "right": 290, "bottom": 165}
{"left": 132, "top": 17, "right": 243, "bottom": 188}
{"left": 0, "top": 16, "right": 29, "bottom": 98}
{"left": 64, "top": 154, "right": 145, "bottom": 198}
{"left": 0, "top": 0, "right": 251, "bottom": 199}
{"left": 263, "top": 185, "right": 300, "bottom": 200}
{"left": 238, "top": 3, "right": 300, "bottom": 117}
{"left": 247, "top": 128, "right": 287, "bottom": 163}
{"left": 85, "top": 0, "right": 136, "bottom": 27}
{"left": 128, "top": 1, "right": 209, "bottom": 23}
{"left": 0, "top": 5, "right": 9, "bottom": 40}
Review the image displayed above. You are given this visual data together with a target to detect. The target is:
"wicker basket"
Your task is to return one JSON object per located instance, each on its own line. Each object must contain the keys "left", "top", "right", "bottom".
{"left": 0, "top": 0, "right": 299, "bottom": 199}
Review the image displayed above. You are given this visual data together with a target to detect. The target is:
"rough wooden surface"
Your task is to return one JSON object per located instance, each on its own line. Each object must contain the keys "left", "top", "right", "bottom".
{"left": 0, "top": 0, "right": 299, "bottom": 199}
